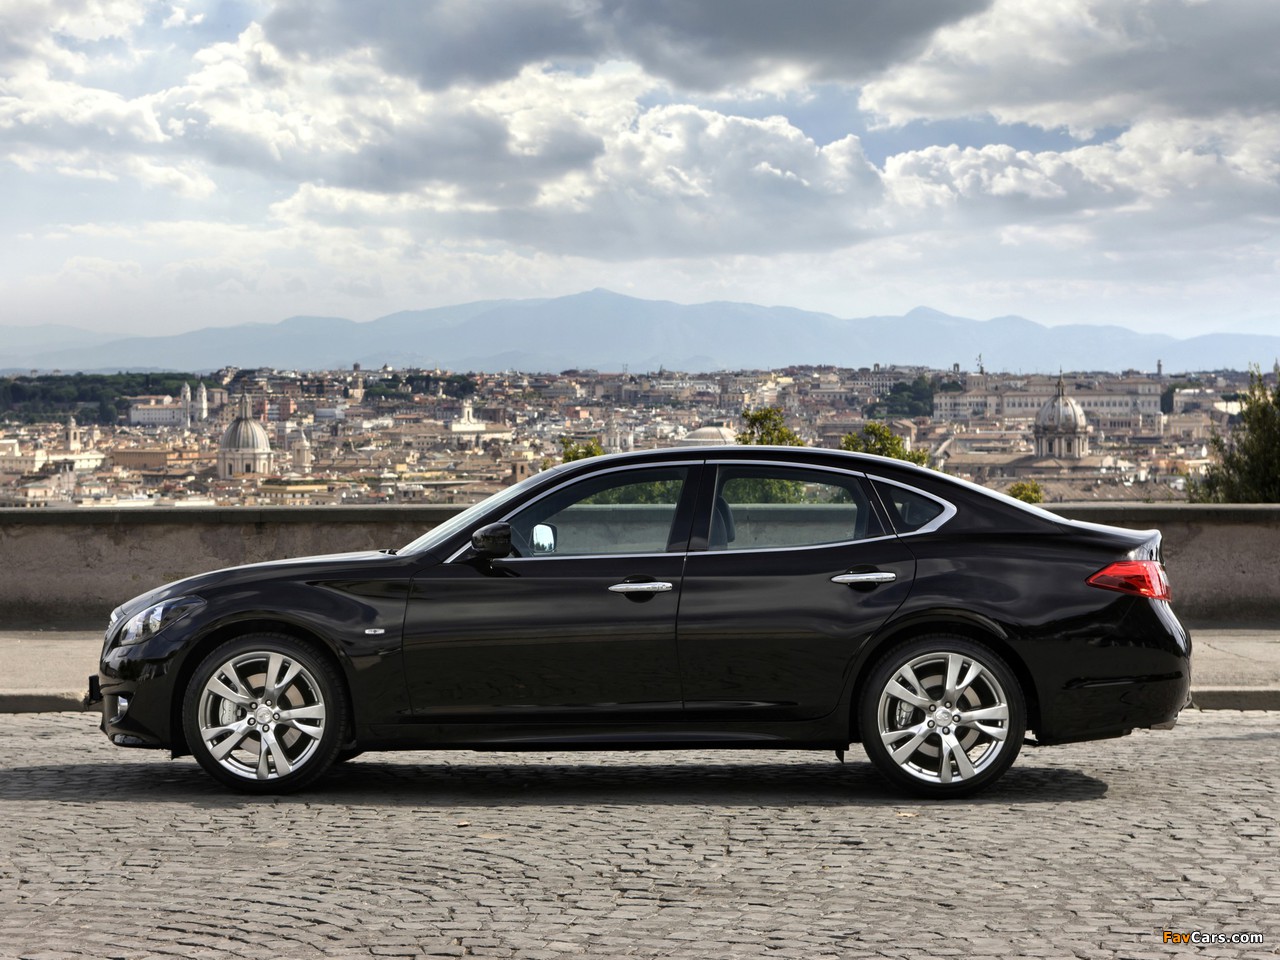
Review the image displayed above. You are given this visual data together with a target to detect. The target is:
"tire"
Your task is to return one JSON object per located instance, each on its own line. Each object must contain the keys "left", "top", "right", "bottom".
{"left": 859, "top": 636, "right": 1025, "bottom": 798}
{"left": 182, "top": 633, "right": 348, "bottom": 793}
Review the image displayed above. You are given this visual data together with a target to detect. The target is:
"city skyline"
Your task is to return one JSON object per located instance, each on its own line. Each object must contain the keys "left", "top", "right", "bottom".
{"left": 3, "top": 1, "right": 1279, "bottom": 341}
{"left": 2, "top": 362, "right": 1233, "bottom": 512}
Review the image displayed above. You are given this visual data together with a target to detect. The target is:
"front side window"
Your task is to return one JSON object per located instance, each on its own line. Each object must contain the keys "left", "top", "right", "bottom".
{"left": 708, "top": 465, "right": 880, "bottom": 551}
{"left": 508, "top": 466, "right": 690, "bottom": 557}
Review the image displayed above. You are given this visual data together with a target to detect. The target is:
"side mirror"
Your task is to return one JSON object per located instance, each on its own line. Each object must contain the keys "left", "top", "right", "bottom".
{"left": 531, "top": 523, "right": 556, "bottom": 554}
{"left": 471, "top": 522, "right": 513, "bottom": 559}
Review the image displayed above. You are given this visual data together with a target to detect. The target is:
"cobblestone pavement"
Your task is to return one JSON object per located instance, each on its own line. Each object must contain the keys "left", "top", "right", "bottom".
{"left": 1, "top": 712, "right": 1276, "bottom": 960}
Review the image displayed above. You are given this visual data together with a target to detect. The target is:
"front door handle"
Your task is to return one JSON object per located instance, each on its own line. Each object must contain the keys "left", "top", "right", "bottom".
{"left": 608, "top": 581, "right": 674, "bottom": 594}
{"left": 831, "top": 571, "right": 897, "bottom": 585}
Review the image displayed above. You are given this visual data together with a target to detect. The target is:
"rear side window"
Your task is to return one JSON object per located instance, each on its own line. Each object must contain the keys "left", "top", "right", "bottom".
{"left": 708, "top": 465, "right": 881, "bottom": 550}
{"left": 872, "top": 480, "right": 949, "bottom": 534}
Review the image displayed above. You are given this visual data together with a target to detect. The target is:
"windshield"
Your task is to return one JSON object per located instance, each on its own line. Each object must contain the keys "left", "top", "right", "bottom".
{"left": 399, "top": 464, "right": 570, "bottom": 556}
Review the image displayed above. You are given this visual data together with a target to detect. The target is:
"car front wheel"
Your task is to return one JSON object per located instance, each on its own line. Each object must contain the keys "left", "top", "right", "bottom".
{"left": 860, "top": 636, "right": 1025, "bottom": 797}
{"left": 183, "top": 634, "right": 347, "bottom": 793}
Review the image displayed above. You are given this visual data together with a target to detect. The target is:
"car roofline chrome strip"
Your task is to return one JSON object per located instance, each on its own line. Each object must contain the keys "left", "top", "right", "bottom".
{"left": 703, "top": 458, "right": 867, "bottom": 480}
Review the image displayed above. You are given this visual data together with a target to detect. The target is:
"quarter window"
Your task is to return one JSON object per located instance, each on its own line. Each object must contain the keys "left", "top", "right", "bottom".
{"left": 708, "top": 465, "right": 880, "bottom": 551}
{"left": 872, "top": 480, "right": 947, "bottom": 533}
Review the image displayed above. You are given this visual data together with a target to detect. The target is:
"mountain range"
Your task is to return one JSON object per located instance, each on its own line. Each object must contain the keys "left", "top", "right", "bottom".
{"left": 3, "top": 290, "right": 1277, "bottom": 374}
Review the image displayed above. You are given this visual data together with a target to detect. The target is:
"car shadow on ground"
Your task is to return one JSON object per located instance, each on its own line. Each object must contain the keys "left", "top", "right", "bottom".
{"left": 0, "top": 756, "right": 1108, "bottom": 806}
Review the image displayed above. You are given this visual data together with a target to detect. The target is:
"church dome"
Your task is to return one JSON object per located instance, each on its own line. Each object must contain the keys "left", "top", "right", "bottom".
{"left": 220, "top": 396, "right": 271, "bottom": 453}
{"left": 678, "top": 423, "right": 738, "bottom": 446}
{"left": 1033, "top": 376, "right": 1091, "bottom": 460}
{"left": 1036, "top": 377, "right": 1087, "bottom": 433}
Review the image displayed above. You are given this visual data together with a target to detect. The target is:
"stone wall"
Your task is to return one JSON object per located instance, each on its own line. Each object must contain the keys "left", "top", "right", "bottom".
{"left": 0, "top": 503, "right": 1275, "bottom": 628}
{"left": 0, "top": 506, "right": 456, "bottom": 627}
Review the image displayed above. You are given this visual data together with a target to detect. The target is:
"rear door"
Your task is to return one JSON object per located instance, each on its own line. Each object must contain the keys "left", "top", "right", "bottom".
{"left": 675, "top": 461, "right": 916, "bottom": 721}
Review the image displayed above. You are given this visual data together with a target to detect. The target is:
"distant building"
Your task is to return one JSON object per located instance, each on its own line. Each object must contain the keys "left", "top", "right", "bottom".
{"left": 1033, "top": 376, "right": 1091, "bottom": 459}
{"left": 127, "top": 395, "right": 188, "bottom": 427}
{"left": 290, "top": 429, "right": 313, "bottom": 474}
{"left": 217, "top": 395, "right": 275, "bottom": 478}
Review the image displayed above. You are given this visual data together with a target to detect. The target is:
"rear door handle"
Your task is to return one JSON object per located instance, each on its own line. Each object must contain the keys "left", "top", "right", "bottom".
{"left": 608, "top": 581, "right": 674, "bottom": 594}
{"left": 831, "top": 571, "right": 897, "bottom": 585}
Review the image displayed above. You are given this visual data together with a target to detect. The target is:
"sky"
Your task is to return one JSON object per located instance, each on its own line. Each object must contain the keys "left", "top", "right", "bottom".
{"left": 2, "top": 0, "right": 1278, "bottom": 339}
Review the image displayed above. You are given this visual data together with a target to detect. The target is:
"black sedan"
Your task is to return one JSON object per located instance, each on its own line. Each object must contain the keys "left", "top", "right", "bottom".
{"left": 90, "top": 446, "right": 1190, "bottom": 797}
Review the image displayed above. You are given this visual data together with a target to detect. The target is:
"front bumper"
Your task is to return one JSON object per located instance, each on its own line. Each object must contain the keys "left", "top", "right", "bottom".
{"left": 88, "top": 672, "right": 167, "bottom": 749}
{"left": 94, "top": 620, "right": 195, "bottom": 750}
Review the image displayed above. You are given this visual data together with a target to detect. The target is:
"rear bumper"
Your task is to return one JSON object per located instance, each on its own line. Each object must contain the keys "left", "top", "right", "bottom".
{"left": 1031, "top": 599, "right": 1191, "bottom": 745}
{"left": 1034, "top": 671, "right": 1190, "bottom": 745}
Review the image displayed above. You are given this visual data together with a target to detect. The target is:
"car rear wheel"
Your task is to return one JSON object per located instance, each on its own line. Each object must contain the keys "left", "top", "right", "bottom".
{"left": 183, "top": 634, "right": 347, "bottom": 793}
{"left": 860, "top": 636, "right": 1025, "bottom": 797}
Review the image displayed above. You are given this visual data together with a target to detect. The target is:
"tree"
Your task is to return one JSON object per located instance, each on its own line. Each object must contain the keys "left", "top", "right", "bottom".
{"left": 1006, "top": 480, "right": 1045, "bottom": 504}
{"left": 559, "top": 436, "right": 604, "bottom": 462}
{"left": 864, "top": 375, "right": 934, "bottom": 418}
{"left": 737, "top": 407, "right": 804, "bottom": 446}
{"left": 1190, "top": 367, "right": 1280, "bottom": 503}
{"left": 840, "top": 422, "right": 928, "bottom": 466}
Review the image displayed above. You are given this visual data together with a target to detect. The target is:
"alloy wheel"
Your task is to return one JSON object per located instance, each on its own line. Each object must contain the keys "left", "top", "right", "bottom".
{"left": 184, "top": 635, "right": 345, "bottom": 792}
{"left": 861, "top": 637, "right": 1025, "bottom": 796}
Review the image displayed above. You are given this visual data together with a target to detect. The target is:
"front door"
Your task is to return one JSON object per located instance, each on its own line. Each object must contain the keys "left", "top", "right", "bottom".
{"left": 401, "top": 464, "right": 698, "bottom": 722}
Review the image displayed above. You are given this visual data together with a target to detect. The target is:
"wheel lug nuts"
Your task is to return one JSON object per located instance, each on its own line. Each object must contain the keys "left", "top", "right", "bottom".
{"left": 247, "top": 718, "right": 255, "bottom": 725}
{"left": 928, "top": 721, "right": 935, "bottom": 728}
{"left": 954, "top": 714, "right": 961, "bottom": 722}
{"left": 273, "top": 713, "right": 280, "bottom": 721}
{"left": 943, "top": 727, "right": 951, "bottom": 735}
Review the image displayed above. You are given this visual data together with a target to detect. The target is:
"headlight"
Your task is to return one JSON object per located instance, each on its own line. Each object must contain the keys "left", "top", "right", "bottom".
{"left": 119, "top": 596, "right": 205, "bottom": 646}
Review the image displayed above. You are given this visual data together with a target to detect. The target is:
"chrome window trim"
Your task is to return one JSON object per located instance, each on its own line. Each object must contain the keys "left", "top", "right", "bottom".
{"left": 696, "top": 533, "right": 900, "bottom": 557}
{"left": 444, "top": 459, "right": 696, "bottom": 564}
{"left": 495, "top": 552, "right": 677, "bottom": 563}
{"left": 868, "top": 474, "right": 957, "bottom": 536}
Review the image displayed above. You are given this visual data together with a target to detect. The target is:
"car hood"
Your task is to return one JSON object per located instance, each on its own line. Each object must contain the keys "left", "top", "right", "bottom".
{"left": 111, "top": 550, "right": 400, "bottom": 622}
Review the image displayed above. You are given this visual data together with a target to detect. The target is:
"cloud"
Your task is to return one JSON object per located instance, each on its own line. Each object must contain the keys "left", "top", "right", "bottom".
{"left": 260, "top": 0, "right": 993, "bottom": 95}
{"left": 151, "top": 27, "right": 612, "bottom": 203}
{"left": 595, "top": 0, "right": 992, "bottom": 91}
{"left": 265, "top": 106, "right": 884, "bottom": 258}
{"left": 263, "top": 0, "right": 597, "bottom": 91}
{"left": 503, "top": 106, "right": 882, "bottom": 256}
{"left": 861, "top": 0, "right": 1280, "bottom": 134}
{"left": 3, "top": 0, "right": 1278, "bottom": 340}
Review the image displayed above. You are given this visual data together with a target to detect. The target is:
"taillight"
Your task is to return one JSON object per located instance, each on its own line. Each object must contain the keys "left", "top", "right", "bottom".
{"left": 1086, "top": 560, "right": 1170, "bottom": 601}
